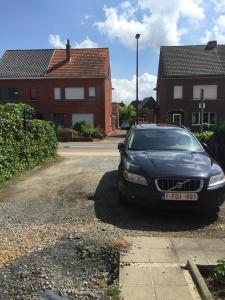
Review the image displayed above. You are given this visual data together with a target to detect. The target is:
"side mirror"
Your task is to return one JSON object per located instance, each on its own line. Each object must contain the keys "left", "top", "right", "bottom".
{"left": 201, "top": 142, "right": 209, "bottom": 151}
{"left": 118, "top": 142, "right": 125, "bottom": 151}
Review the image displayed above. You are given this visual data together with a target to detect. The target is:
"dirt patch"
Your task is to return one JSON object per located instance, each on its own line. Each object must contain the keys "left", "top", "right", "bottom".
{"left": 201, "top": 269, "right": 225, "bottom": 300}
{"left": 0, "top": 237, "right": 120, "bottom": 300}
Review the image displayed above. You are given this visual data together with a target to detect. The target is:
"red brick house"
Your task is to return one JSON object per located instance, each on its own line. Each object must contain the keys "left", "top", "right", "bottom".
{"left": 0, "top": 40, "right": 112, "bottom": 134}
{"left": 157, "top": 41, "right": 225, "bottom": 130}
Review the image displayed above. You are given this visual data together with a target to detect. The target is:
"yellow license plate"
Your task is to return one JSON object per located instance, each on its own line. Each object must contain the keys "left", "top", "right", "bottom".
{"left": 162, "top": 192, "right": 198, "bottom": 201}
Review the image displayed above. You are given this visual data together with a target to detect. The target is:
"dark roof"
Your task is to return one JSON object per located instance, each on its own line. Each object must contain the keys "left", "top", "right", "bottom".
{"left": 46, "top": 48, "right": 109, "bottom": 78}
{"left": 160, "top": 45, "right": 225, "bottom": 78}
{"left": 0, "top": 50, "right": 54, "bottom": 78}
{"left": 131, "top": 97, "right": 157, "bottom": 110}
{"left": 0, "top": 48, "right": 110, "bottom": 79}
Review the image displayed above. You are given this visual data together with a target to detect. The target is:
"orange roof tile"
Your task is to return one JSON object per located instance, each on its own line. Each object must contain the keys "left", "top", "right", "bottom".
{"left": 46, "top": 48, "right": 110, "bottom": 78}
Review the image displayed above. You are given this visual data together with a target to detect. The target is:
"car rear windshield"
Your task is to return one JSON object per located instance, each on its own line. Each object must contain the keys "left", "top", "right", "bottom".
{"left": 128, "top": 128, "right": 203, "bottom": 151}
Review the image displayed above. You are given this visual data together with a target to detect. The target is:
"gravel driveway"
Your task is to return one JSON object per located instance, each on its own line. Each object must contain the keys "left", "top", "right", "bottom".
{"left": 0, "top": 141, "right": 225, "bottom": 299}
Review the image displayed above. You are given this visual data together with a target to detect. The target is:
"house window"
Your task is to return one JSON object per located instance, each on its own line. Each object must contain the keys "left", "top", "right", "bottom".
{"left": 193, "top": 85, "right": 217, "bottom": 100}
{"left": 65, "top": 87, "right": 84, "bottom": 100}
{"left": 54, "top": 88, "right": 61, "bottom": 100}
{"left": 173, "top": 86, "right": 183, "bottom": 99}
{"left": 0, "top": 88, "right": 19, "bottom": 100}
{"left": 30, "top": 87, "right": 37, "bottom": 100}
{"left": 89, "top": 87, "right": 95, "bottom": 99}
{"left": 53, "top": 113, "right": 65, "bottom": 127}
{"left": 192, "top": 112, "right": 200, "bottom": 125}
{"left": 192, "top": 112, "right": 216, "bottom": 125}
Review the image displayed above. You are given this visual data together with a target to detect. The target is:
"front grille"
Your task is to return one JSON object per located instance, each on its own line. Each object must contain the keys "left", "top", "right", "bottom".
{"left": 155, "top": 178, "right": 203, "bottom": 192}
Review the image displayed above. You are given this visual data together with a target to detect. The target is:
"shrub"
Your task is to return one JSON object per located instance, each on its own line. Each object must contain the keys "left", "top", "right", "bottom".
{"left": 0, "top": 103, "right": 57, "bottom": 183}
{"left": 73, "top": 121, "right": 103, "bottom": 138}
{"left": 56, "top": 126, "right": 79, "bottom": 141}
{"left": 194, "top": 131, "right": 214, "bottom": 144}
{"left": 213, "top": 259, "right": 225, "bottom": 282}
{"left": 73, "top": 121, "right": 87, "bottom": 132}
{"left": 194, "top": 122, "right": 225, "bottom": 170}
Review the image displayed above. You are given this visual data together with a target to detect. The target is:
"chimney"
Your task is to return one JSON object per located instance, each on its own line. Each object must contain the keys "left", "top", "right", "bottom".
{"left": 66, "top": 39, "right": 71, "bottom": 61}
{"left": 205, "top": 40, "right": 217, "bottom": 50}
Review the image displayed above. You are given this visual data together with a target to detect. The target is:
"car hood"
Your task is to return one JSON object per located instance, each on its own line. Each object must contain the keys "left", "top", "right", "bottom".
{"left": 127, "top": 150, "right": 222, "bottom": 178}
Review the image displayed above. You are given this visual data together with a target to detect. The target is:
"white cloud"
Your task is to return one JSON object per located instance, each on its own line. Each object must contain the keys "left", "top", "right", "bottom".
{"left": 49, "top": 35, "right": 98, "bottom": 48}
{"left": 74, "top": 37, "right": 98, "bottom": 48}
{"left": 112, "top": 72, "right": 157, "bottom": 103}
{"left": 96, "top": 0, "right": 204, "bottom": 50}
{"left": 49, "top": 34, "right": 65, "bottom": 49}
{"left": 201, "top": 15, "right": 225, "bottom": 43}
{"left": 211, "top": 0, "right": 225, "bottom": 13}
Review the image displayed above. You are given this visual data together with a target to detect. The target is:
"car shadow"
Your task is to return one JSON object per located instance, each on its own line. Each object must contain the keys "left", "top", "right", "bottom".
{"left": 93, "top": 170, "right": 218, "bottom": 232}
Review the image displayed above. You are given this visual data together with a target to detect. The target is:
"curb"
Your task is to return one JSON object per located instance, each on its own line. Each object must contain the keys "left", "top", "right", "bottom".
{"left": 187, "top": 258, "right": 213, "bottom": 300}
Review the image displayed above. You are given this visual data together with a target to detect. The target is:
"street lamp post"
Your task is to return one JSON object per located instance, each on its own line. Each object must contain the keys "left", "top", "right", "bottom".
{"left": 199, "top": 89, "right": 205, "bottom": 133}
{"left": 135, "top": 33, "right": 140, "bottom": 124}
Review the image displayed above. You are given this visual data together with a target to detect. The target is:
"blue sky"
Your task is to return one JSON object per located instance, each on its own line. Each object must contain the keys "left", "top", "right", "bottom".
{"left": 0, "top": 0, "right": 225, "bottom": 102}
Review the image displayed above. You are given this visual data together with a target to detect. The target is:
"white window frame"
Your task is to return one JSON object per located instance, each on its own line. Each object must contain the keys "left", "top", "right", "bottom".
{"left": 65, "top": 87, "right": 84, "bottom": 100}
{"left": 54, "top": 88, "right": 61, "bottom": 100}
{"left": 193, "top": 85, "right": 217, "bottom": 100}
{"left": 192, "top": 112, "right": 216, "bottom": 126}
{"left": 89, "top": 87, "right": 96, "bottom": 99}
{"left": 172, "top": 113, "right": 181, "bottom": 124}
{"left": 173, "top": 86, "right": 183, "bottom": 99}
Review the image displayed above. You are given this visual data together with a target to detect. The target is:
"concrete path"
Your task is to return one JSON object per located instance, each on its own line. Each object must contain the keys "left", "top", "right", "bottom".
{"left": 120, "top": 237, "right": 225, "bottom": 300}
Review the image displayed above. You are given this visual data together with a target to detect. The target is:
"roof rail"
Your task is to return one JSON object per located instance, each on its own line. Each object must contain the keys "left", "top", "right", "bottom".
{"left": 172, "top": 123, "right": 187, "bottom": 129}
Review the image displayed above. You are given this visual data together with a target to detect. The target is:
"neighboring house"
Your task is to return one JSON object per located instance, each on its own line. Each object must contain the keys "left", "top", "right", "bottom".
{"left": 0, "top": 40, "right": 112, "bottom": 134}
{"left": 157, "top": 40, "right": 225, "bottom": 129}
{"left": 131, "top": 96, "right": 159, "bottom": 123}
{"left": 111, "top": 102, "right": 119, "bottom": 130}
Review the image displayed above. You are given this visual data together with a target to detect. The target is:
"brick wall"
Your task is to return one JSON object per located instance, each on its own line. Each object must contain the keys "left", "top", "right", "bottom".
{"left": 157, "top": 77, "right": 225, "bottom": 127}
{"left": 0, "top": 77, "right": 112, "bottom": 134}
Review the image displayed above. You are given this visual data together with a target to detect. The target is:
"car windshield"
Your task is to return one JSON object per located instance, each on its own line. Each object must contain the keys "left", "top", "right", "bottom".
{"left": 128, "top": 128, "right": 203, "bottom": 152}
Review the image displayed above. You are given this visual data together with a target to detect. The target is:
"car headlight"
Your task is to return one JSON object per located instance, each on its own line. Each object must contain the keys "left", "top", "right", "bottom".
{"left": 123, "top": 171, "right": 147, "bottom": 186}
{"left": 208, "top": 172, "right": 225, "bottom": 187}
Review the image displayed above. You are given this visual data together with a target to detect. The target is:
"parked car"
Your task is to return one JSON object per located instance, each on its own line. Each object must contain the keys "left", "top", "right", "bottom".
{"left": 118, "top": 124, "right": 225, "bottom": 211}
{"left": 120, "top": 122, "right": 130, "bottom": 130}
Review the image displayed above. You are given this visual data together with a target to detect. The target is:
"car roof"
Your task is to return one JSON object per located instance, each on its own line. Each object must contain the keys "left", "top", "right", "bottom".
{"left": 133, "top": 123, "right": 186, "bottom": 130}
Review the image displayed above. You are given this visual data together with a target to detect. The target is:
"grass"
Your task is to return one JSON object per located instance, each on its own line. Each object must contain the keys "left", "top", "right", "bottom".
{"left": 106, "top": 286, "right": 121, "bottom": 300}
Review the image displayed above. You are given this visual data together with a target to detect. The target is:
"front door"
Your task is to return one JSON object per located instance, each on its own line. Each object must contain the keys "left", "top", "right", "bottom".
{"left": 172, "top": 113, "right": 181, "bottom": 124}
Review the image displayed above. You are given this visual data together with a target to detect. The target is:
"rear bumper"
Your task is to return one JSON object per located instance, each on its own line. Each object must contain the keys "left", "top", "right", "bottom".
{"left": 119, "top": 178, "right": 225, "bottom": 209}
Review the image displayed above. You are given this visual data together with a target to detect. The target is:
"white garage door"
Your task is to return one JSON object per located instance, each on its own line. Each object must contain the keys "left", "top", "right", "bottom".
{"left": 72, "top": 114, "right": 94, "bottom": 126}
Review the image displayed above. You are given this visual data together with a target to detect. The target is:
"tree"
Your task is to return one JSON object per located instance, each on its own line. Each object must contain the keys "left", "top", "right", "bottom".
{"left": 139, "top": 107, "right": 150, "bottom": 117}
{"left": 119, "top": 104, "right": 136, "bottom": 125}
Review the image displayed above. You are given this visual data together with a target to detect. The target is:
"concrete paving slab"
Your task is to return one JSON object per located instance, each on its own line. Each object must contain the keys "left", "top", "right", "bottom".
{"left": 204, "top": 250, "right": 225, "bottom": 265}
{"left": 154, "top": 286, "right": 194, "bottom": 300}
{"left": 171, "top": 238, "right": 201, "bottom": 250}
{"left": 139, "top": 237, "right": 172, "bottom": 249}
{"left": 120, "top": 247, "right": 149, "bottom": 263}
{"left": 121, "top": 285, "right": 155, "bottom": 300}
{"left": 120, "top": 237, "right": 225, "bottom": 300}
{"left": 176, "top": 249, "right": 209, "bottom": 265}
{"left": 151, "top": 265, "right": 188, "bottom": 286}
{"left": 119, "top": 264, "right": 152, "bottom": 285}
{"left": 198, "top": 238, "right": 225, "bottom": 251}
{"left": 149, "top": 248, "right": 178, "bottom": 263}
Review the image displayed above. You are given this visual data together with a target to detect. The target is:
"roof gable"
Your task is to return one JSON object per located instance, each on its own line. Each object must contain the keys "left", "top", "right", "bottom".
{"left": 160, "top": 45, "right": 225, "bottom": 78}
{"left": 0, "top": 48, "right": 110, "bottom": 79}
{"left": 46, "top": 48, "right": 109, "bottom": 78}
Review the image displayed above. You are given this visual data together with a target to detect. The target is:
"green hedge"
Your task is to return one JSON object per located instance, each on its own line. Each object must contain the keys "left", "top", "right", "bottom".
{"left": 194, "top": 121, "right": 225, "bottom": 170}
{"left": 0, "top": 103, "right": 57, "bottom": 183}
